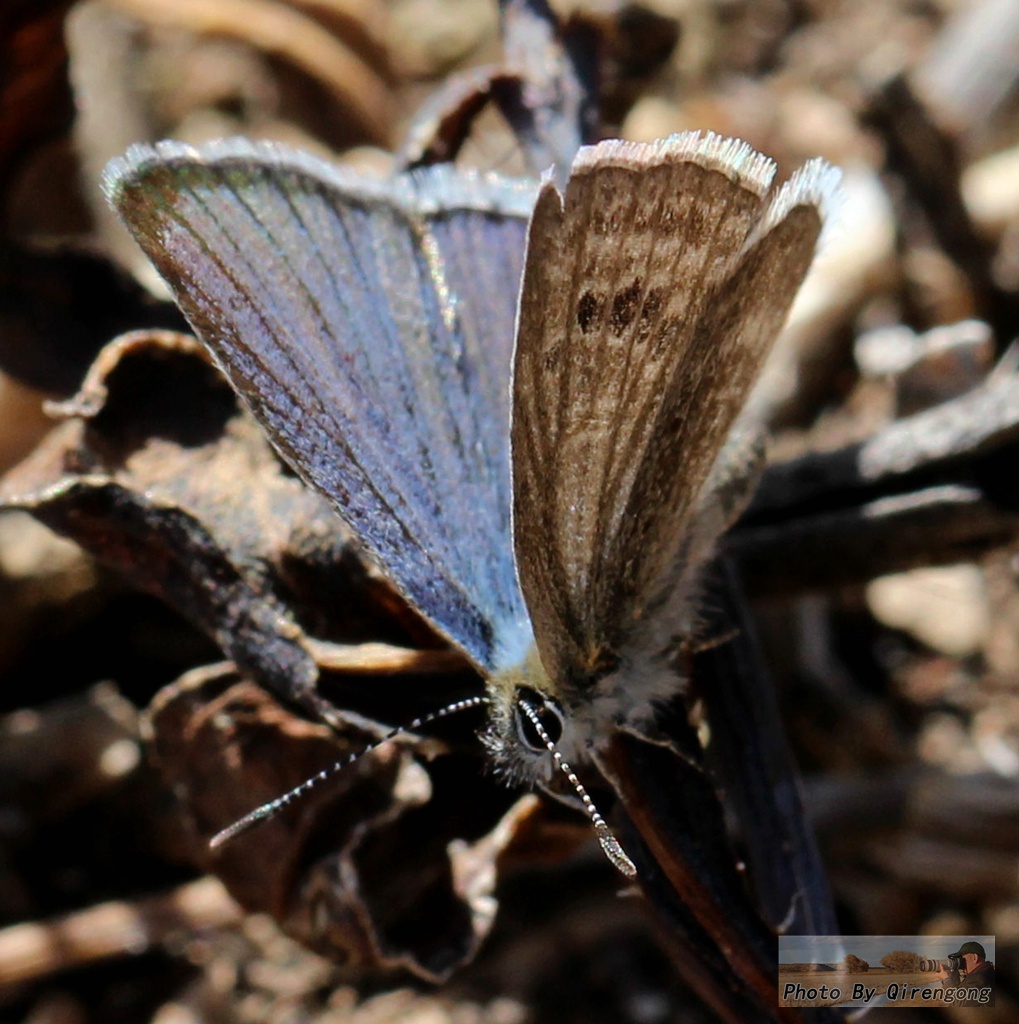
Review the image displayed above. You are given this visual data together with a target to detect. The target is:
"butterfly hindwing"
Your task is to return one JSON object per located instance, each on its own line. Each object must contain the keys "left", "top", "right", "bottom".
{"left": 104, "top": 139, "right": 535, "bottom": 672}
{"left": 511, "top": 133, "right": 836, "bottom": 685}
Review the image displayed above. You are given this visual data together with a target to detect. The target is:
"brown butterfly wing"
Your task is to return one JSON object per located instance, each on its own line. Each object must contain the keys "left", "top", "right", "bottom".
{"left": 511, "top": 134, "right": 835, "bottom": 687}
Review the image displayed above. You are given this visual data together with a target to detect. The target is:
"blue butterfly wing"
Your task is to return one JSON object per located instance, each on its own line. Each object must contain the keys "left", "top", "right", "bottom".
{"left": 103, "top": 139, "right": 534, "bottom": 672}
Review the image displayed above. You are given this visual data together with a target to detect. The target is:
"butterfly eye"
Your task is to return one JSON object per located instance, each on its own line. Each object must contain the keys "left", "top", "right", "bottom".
{"left": 514, "top": 687, "right": 564, "bottom": 752}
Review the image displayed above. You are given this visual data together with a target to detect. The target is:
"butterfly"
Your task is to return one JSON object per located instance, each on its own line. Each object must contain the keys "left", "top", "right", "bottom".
{"left": 103, "top": 131, "right": 836, "bottom": 877}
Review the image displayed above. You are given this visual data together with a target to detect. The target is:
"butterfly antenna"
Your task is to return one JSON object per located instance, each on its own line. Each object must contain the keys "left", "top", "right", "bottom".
{"left": 209, "top": 695, "right": 488, "bottom": 849}
{"left": 517, "top": 700, "right": 637, "bottom": 878}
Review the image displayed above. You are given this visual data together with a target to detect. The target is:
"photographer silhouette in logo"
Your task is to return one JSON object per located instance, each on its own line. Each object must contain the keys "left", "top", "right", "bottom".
{"left": 936, "top": 941, "right": 994, "bottom": 1003}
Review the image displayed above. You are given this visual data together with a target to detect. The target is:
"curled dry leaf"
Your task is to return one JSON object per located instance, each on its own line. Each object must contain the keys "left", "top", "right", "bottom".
{"left": 0, "top": 327, "right": 559, "bottom": 981}
{"left": 146, "top": 662, "right": 541, "bottom": 982}
{"left": 0, "top": 329, "right": 422, "bottom": 702}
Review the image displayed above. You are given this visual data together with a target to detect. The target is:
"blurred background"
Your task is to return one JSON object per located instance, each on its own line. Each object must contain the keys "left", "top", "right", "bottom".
{"left": 1, "top": 0, "right": 1018, "bottom": 1021}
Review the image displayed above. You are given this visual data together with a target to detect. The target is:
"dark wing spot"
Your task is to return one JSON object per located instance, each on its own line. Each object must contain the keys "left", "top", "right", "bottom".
{"left": 577, "top": 291, "right": 605, "bottom": 334}
{"left": 634, "top": 287, "right": 664, "bottom": 345}
{"left": 610, "top": 279, "right": 643, "bottom": 335}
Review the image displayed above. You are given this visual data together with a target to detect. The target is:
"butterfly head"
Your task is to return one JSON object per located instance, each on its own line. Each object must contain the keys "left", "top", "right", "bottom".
{"left": 484, "top": 644, "right": 637, "bottom": 877}
{"left": 484, "top": 644, "right": 572, "bottom": 785}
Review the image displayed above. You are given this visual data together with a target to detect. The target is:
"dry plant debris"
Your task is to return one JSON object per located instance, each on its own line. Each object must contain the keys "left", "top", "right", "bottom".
{"left": 1, "top": 1, "right": 1018, "bottom": 1022}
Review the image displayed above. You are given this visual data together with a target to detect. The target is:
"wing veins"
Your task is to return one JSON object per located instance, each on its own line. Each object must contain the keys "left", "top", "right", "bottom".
{"left": 589, "top": 176, "right": 672, "bottom": 584}
{"left": 176, "top": 177, "right": 464, "bottom": 595}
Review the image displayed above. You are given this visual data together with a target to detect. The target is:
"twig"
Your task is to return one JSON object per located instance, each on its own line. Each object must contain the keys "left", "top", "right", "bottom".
{"left": 0, "top": 877, "right": 242, "bottom": 991}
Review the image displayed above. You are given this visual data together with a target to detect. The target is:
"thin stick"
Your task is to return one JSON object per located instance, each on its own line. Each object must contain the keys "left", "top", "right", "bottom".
{"left": 0, "top": 877, "right": 241, "bottom": 991}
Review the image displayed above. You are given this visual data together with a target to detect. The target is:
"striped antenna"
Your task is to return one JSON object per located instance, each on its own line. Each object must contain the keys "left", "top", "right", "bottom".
{"left": 516, "top": 698, "right": 637, "bottom": 878}
{"left": 209, "top": 695, "right": 488, "bottom": 849}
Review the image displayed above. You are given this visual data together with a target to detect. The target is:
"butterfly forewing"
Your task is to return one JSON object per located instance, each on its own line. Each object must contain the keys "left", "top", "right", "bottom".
{"left": 104, "top": 140, "right": 535, "bottom": 672}
{"left": 512, "top": 134, "right": 835, "bottom": 684}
